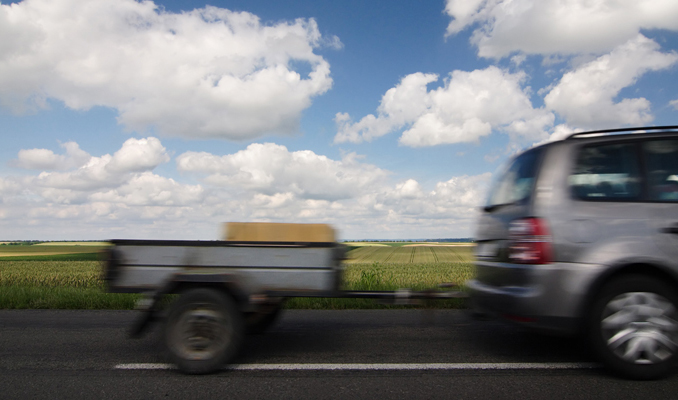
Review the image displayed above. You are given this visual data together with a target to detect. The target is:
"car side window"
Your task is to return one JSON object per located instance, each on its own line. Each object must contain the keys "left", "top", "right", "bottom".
{"left": 569, "top": 143, "right": 641, "bottom": 201}
{"left": 644, "top": 140, "right": 678, "bottom": 202}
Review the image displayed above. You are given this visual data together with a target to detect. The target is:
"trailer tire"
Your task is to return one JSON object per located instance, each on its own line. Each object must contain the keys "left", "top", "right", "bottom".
{"left": 246, "top": 300, "right": 285, "bottom": 335}
{"left": 164, "top": 288, "right": 244, "bottom": 374}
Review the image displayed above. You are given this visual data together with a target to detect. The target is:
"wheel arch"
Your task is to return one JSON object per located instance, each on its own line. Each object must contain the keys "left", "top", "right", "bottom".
{"left": 166, "top": 274, "right": 250, "bottom": 310}
{"left": 577, "top": 260, "right": 678, "bottom": 332}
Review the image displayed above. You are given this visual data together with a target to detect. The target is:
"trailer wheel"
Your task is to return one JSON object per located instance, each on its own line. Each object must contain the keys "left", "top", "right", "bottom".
{"left": 246, "top": 300, "right": 285, "bottom": 334}
{"left": 589, "top": 275, "right": 678, "bottom": 380}
{"left": 164, "top": 288, "right": 244, "bottom": 374}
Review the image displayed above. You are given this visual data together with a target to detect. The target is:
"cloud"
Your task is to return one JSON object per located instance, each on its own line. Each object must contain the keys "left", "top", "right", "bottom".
{"left": 177, "top": 142, "right": 389, "bottom": 201}
{"left": 89, "top": 173, "right": 204, "bottom": 207}
{"left": 334, "top": 66, "right": 553, "bottom": 147}
{"left": 0, "top": 0, "right": 334, "bottom": 140}
{"left": 0, "top": 137, "right": 207, "bottom": 240}
{"left": 1, "top": 137, "right": 493, "bottom": 239}
{"left": 12, "top": 141, "right": 90, "bottom": 170}
{"left": 445, "top": 0, "right": 678, "bottom": 58}
{"left": 544, "top": 35, "right": 678, "bottom": 128}
{"left": 176, "top": 144, "right": 492, "bottom": 237}
{"left": 444, "top": 0, "right": 487, "bottom": 37}
{"left": 216, "top": 172, "right": 492, "bottom": 238}
{"left": 107, "top": 137, "right": 171, "bottom": 173}
{"left": 670, "top": 99, "right": 678, "bottom": 111}
{"left": 443, "top": 2, "right": 678, "bottom": 132}
{"left": 0, "top": 177, "right": 22, "bottom": 204}
{"left": 334, "top": 73, "right": 438, "bottom": 144}
{"left": 356, "top": 173, "right": 492, "bottom": 237}
{"left": 32, "top": 137, "right": 169, "bottom": 191}
{"left": 376, "top": 174, "right": 490, "bottom": 217}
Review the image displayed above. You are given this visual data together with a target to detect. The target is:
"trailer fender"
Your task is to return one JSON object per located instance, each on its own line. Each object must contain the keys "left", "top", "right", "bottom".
{"left": 129, "top": 272, "right": 249, "bottom": 338}
{"left": 167, "top": 273, "right": 249, "bottom": 306}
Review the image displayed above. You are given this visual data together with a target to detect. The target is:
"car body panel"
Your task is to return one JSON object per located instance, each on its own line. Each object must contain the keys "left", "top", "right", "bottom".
{"left": 470, "top": 129, "right": 678, "bottom": 336}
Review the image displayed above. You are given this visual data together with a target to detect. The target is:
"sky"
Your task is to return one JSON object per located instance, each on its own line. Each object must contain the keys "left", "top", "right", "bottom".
{"left": 1, "top": 0, "right": 678, "bottom": 241}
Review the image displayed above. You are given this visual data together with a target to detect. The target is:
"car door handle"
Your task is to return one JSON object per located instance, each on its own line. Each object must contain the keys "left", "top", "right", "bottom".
{"left": 661, "top": 225, "right": 678, "bottom": 235}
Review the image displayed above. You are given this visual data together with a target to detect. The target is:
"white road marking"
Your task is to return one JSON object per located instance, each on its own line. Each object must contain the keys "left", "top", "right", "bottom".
{"left": 115, "top": 362, "right": 599, "bottom": 371}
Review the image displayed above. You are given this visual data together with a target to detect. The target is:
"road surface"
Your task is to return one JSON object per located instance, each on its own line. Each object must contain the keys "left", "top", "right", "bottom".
{"left": 1, "top": 309, "right": 676, "bottom": 399}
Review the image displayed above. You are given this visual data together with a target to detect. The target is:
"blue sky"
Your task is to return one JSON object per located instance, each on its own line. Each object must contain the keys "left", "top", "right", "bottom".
{"left": 1, "top": 0, "right": 678, "bottom": 240}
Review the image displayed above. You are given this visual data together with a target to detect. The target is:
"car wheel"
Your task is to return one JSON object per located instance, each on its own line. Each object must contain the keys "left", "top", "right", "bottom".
{"left": 164, "top": 288, "right": 244, "bottom": 374}
{"left": 589, "top": 274, "right": 678, "bottom": 380}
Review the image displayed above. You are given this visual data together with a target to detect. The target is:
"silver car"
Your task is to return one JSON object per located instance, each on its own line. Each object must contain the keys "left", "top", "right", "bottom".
{"left": 468, "top": 126, "right": 678, "bottom": 379}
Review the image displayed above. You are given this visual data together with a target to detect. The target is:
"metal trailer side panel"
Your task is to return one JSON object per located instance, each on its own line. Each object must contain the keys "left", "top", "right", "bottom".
{"left": 109, "top": 243, "right": 341, "bottom": 294}
{"left": 115, "top": 266, "right": 338, "bottom": 294}
{"left": 116, "top": 245, "right": 333, "bottom": 268}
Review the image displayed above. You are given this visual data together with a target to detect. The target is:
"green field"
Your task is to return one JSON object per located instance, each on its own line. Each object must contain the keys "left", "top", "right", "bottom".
{"left": 0, "top": 261, "right": 138, "bottom": 309}
{"left": 346, "top": 244, "right": 474, "bottom": 264}
{"left": 0, "top": 243, "right": 475, "bottom": 309}
{"left": 286, "top": 245, "right": 474, "bottom": 309}
{"left": 0, "top": 242, "right": 109, "bottom": 261}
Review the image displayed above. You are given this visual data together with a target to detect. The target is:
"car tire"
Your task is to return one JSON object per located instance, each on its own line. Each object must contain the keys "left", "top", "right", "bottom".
{"left": 589, "top": 274, "right": 678, "bottom": 380}
{"left": 164, "top": 288, "right": 244, "bottom": 374}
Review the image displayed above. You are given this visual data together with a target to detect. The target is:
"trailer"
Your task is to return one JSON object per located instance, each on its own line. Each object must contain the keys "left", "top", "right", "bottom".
{"left": 104, "top": 223, "right": 466, "bottom": 374}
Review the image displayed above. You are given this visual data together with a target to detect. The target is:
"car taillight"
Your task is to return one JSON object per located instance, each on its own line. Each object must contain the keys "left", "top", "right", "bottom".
{"left": 508, "top": 217, "right": 552, "bottom": 264}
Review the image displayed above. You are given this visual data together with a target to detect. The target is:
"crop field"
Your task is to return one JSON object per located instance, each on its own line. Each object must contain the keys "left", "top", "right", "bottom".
{"left": 345, "top": 244, "right": 474, "bottom": 264}
{"left": 285, "top": 245, "right": 475, "bottom": 309}
{"left": 0, "top": 244, "right": 475, "bottom": 310}
{"left": 0, "top": 261, "right": 138, "bottom": 309}
{"left": 0, "top": 243, "right": 108, "bottom": 261}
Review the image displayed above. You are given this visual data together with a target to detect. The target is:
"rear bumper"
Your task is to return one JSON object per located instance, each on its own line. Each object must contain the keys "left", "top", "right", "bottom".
{"left": 467, "top": 260, "right": 604, "bottom": 335}
{"left": 467, "top": 279, "right": 578, "bottom": 334}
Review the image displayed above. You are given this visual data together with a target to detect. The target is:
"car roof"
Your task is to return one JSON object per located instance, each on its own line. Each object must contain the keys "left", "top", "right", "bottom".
{"left": 506, "top": 126, "right": 678, "bottom": 162}
{"left": 564, "top": 125, "right": 678, "bottom": 141}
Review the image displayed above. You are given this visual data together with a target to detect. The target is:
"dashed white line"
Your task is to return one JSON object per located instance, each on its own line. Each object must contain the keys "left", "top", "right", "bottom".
{"left": 115, "top": 362, "right": 599, "bottom": 371}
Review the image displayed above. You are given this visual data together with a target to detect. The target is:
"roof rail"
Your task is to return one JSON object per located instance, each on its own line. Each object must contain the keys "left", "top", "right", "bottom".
{"left": 565, "top": 125, "right": 678, "bottom": 140}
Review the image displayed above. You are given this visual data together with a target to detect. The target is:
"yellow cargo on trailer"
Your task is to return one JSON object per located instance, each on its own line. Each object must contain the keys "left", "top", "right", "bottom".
{"left": 223, "top": 222, "right": 335, "bottom": 243}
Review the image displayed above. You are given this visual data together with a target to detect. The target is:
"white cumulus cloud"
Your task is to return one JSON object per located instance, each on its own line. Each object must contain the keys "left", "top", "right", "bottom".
{"left": 89, "top": 172, "right": 204, "bottom": 207}
{"left": 1, "top": 138, "right": 493, "bottom": 239}
{"left": 31, "top": 137, "right": 169, "bottom": 191}
{"left": 334, "top": 66, "right": 553, "bottom": 147}
{"left": 12, "top": 141, "right": 91, "bottom": 170}
{"left": 1, "top": 137, "right": 208, "bottom": 238}
{"left": 177, "top": 143, "right": 389, "bottom": 201}
{"left": 176, "top": 145, "right": 493, "bottom": 239}
{"left": 0, "top": 0, "right": 334, "bottom": 140}
{"left": 445, "top": 0, "right": 678, "bottom": 58}
{"left": 544, "top": 35, "right": 678, "bottom": 128}
{"left": 107, "top": 137, "right": 171, "bottom": 173}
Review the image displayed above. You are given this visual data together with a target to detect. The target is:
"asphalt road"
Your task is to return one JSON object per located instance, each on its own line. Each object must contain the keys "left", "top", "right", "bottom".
{"left": 1, "top": 309, "right": 677, "bottom": 399}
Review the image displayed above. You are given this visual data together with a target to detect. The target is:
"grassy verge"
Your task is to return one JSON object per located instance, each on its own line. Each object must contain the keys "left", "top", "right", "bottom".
{"left": 0, "top": 286, "right": 139, "bottom": 309}
{"left": 0, "top": 260, "right": 472, "bottom": 310}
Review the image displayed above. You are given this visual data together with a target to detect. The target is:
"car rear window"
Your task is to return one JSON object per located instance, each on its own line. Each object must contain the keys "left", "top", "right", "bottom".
{"left": 569, "top": 142, "right": 641, "bottom": 201}
{"left": 485, "top": 147, "right": 542, "bottom": 209}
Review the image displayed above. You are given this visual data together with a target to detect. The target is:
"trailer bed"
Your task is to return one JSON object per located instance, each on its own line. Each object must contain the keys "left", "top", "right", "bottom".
{"left": 106, "top": 239, "right": 344, "bottom": 295}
